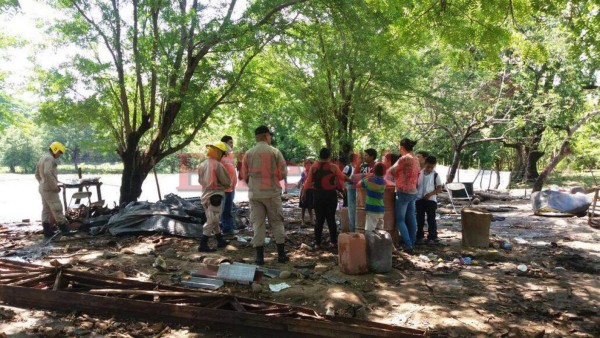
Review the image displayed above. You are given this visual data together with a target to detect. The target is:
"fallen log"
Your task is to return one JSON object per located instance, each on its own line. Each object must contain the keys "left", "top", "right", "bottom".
{"left": 475, "top": 191, "right": 521, "bottom": 201}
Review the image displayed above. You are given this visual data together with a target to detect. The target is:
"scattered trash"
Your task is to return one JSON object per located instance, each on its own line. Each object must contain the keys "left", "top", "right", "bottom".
{"left": 503, "top": 242, "right": 513, "bottom": 250}
{"left": 418, "top": 255, "right": 430, "bottom": 262}
{"left": 279, "top": 271, "right": 292, "bottom": 279}
{"left": 257, "top": 267, "right": 280, "bottom": 279}
{"left": 517, "top": 264, "right": 528, "bottom": 272}
{"left": 326, "top": 307, "right": 335, "bottom": 316}
{"left": 293, "top": 261, "right": 316, "bottom": 269}
{"left": 181, "top": 277, "right": 224, "bottom": 290}
{"left": 323, "top": 272, "right": 348, "bottom": 284}
{"left": 460, "top": 257, "right": 472, "bottom": 265}
{"left": 492, "top": 216, "right": 506, "bottom": 222}
{"left": 236, "top": 236, "right": 252, "bottom": 243}
{"left": 217, "top": 263, "right": 257, "bottom": 285}
{"left": 299, "top": 243, "right": 312, "bottom": 250}
{"left": 251, "top": 282, "right": 263, "bottom": 293}
{"left": 554, "top": 266, "right": 567, "bottom": 274}
{"left": 513, "top": 237, "right": 529, "bottom": 245}
{"left": 152, "top": 255, "right": 167, "bottom": 271}
{"left": 269, "top": 282, "right": 291, "bottom": 292}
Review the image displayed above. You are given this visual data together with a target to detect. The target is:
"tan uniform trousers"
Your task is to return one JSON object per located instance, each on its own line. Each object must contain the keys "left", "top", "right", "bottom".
{"left": 201, "top": 200, "right": 223, "bottom": 237}
{"left": 250, "top": 196, "right": 286, "bottom": 247}
{"left": 39, "top": 186, "right": 66, "bottom": 224}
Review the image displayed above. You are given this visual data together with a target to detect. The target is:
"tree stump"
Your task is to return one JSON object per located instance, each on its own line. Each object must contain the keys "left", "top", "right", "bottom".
{"left": 461, "top": 208, "right": 492, "bottom": 248}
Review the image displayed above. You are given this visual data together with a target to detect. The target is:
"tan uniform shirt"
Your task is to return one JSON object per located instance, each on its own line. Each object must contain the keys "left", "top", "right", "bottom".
{"left": 35, "top": 153, "right": 60, "bottom": 192}
{"left": 241, "top": 141, "right": 287, "bottom": 199}
{"left": 198, "top": 157, "right": 232, "bottom": 200}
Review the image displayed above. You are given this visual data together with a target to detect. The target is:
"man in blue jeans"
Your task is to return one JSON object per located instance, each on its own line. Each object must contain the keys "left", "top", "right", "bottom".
{"left": 219, "top": 136, "right": 237, "bottom": 234}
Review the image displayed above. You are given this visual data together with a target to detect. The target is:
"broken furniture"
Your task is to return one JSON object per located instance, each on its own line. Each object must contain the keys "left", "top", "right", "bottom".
{"left": 0, "top": 259, "right": 425, "bottom": 337}
{"left": 446, "top": 182, "right": 473, "bottom": 213}
{"left": 59, "top": 177, "right": 103, "bottom": 214}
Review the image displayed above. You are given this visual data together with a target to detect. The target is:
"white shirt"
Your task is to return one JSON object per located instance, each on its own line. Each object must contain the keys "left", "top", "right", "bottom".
{"left": 417, "top": 169, "right": 442, "bottom": 202}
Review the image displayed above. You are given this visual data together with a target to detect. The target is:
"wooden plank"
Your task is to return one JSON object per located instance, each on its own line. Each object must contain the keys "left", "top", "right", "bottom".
{"left": 8, "top": 273, "right": 54, "bottom": 286}
{"left": 0, "top": 259, "right": 53, "bottom": 272}
{"left": 53, "top": 270, "right": 64, "bottom": 291}
{"left": 88, "top": 289, "right": 220, "bottom": 299}
{"left": 0, "top": 285, "right": 426, "bottom": 337}
{"left": 252, "top": 306, "right": 293, "bottom": 314}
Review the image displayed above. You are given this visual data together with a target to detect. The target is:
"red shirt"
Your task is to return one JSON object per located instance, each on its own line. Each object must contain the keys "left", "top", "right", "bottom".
{"left": 390, "top": 153, "right": 420, "bottom": 193}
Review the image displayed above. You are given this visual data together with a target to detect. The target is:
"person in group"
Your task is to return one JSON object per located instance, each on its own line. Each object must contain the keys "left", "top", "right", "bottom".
{"left": 197, "top": 142, "right": 232, "bottom": 252}
{"left": 358, "top": 163, "right": 388, "bottom": 232}
{"left": 416, "top": 151, "right": 430, "bottom": 169}
{"left": 297, "top": 157, "right": 315, "bottom": 225}
{"left": 347, "top": 148, "right": 377, "bottom": 231}
{"left": 342, "top": 153, "right": 357, "bottom": 224}
{"left": 241, "top": 125, "right": 288, "bottom": 265}
{"left": 35, "top": 141, "right": 73, "bottom": 238}
{"left": 219, "top": 136, "right": 237, "bottom": 235}
{"left": 302, "top": 147, "right": 349, "bottom": 250}
{"left": 416, "top": 155, "right": 443, "bottom": 244}
{"left": 356, "top": 148, "right": 377, "bottom": 176}
{"left": 388, "top": 138, "right": 420, "bottom": 253}
{"left": 384, "top": 153, "right": 401, "bottom": 183}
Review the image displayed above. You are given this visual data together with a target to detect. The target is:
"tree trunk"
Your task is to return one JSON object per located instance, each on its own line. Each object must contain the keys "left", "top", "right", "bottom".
{"left": 9, "top": 165, "right": 15, "bottom": 173}
{"left": 532, "top": 142, "right": 570, "bottom": 192}
{"left": 72, "top": 144, "right": 80, "bottom": 172}
{"left": 494, "top": 159, "right": 501, "bottom": 189}
{"left": 446, "top": 147, "right": 461, "bottom": 183}
{"left": 524, "top": 150, "right": 544, "bottom": 181}
{"left": 119, "top": 149, "right": 152, "bottom": 205}
{"left": 532, "top": 110, "right": 600, "bottom": 192}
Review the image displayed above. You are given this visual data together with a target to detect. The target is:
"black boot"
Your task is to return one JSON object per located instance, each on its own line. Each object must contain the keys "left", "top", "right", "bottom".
{"left": 58, "top": 222, "right": 76, "bottom": 236}
{"left": 277, "top": 244, "right": 289, "bottom": 263}
{"left": 198, "top": 235, "right": 216, "bottom": 252}
{"left": 215, "top": 233, "right": 229, "bottom": 248}
{"left": 42, "top": 222, "right": 55, "bottom": 238}
{"left": 255, "top": 246, "right": 264, "bottom": 265}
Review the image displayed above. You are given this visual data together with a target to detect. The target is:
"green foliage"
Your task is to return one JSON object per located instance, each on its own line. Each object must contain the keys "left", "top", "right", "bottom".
{"left": 0, "top": 124, "right": 43, "bottom": 173}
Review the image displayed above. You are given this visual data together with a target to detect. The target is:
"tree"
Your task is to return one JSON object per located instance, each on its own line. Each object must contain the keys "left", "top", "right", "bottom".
{"left": 533, "top": 110, "right": 600, "bottom": 191}
{"left": 501, "top": 1, "right": 599, "bottom": 186}
{"left": 416, "top": 63, "right": 516, "bottom": 183}
{"left": 0, "top": 124, "right": 42, "bottom": 173}
{"left": 40, "top": 0, "right": 309, "bottom": 203}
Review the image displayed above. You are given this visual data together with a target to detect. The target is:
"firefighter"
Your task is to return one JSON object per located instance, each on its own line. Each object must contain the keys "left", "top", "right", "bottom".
{"left": 197, "top": 142, "right": 232, "bottom": 252}
{"left": 35, "top": 141, "right": 72, "bottom": 238}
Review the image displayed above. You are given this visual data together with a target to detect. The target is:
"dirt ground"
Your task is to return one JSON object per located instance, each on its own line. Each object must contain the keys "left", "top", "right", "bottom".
{"left": 0, "top": 195, "right": 599, "bottom": 338}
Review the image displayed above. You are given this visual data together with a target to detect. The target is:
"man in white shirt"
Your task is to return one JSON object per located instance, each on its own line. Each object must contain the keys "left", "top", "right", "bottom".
{"left": 415, "top": 156, "right": 443, "bottom": 244}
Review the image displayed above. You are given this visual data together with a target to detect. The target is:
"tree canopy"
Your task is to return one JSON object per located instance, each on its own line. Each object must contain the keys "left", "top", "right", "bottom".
{"left": 0, "top": 0, "right": 596, "bottom": 197}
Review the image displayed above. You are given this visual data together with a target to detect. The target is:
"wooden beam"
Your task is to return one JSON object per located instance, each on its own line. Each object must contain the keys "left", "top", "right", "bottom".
{"left": 0, "top": 285, "right": 425, "bottom": 338}
{"left": 88, "top": 289, "right": 220, "bottom": 299}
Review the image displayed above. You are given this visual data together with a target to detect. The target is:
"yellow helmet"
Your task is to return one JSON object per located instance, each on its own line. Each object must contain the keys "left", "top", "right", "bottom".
{"left": 206, "top": 142, "right": 228, "bottom": 154}
{"left": 49, "top": 141, "right": 66, "bottom": 155}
